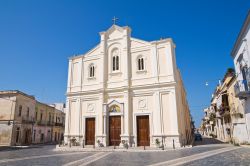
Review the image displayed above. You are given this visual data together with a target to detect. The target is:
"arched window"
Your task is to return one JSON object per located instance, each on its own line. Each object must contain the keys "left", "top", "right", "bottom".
{"left": 138, "top": 57, "right": 145, "bottom": 71}
{"left": 112, "top": 49, "right": 119, "bottom": 71}
{"left": 116, "top": 56, "right": 119, "bottom": 70}
{"left": 89, "top": 64, "right": 95, "bottom": 78}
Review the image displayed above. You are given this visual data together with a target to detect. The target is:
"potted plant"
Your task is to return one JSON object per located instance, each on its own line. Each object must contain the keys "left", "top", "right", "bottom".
{"left": 155, "top": 138, "right": 160, "bottom": 147}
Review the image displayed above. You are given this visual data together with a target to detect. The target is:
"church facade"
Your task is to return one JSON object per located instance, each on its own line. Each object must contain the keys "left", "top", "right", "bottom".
{"left": 64, "top": 25, "right": 192, "bottom": 148}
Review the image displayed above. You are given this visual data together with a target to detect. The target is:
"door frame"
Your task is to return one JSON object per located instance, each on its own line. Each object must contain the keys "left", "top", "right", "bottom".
{"left": 133, "top": 113, "right": 151, "bottom": 147}
{"left": 85, "top": 117, "right": 96, "bottom": 145}
{"left": 83, "top": 116, "right": 97, "bottom": 146}
{"left": 108, "top": 115, "right": 121, "bottom": 146}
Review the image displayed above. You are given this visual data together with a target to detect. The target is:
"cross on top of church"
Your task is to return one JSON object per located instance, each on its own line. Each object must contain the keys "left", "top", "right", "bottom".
{"left": 112, "top": 16, "right": 118, "bottom": 25}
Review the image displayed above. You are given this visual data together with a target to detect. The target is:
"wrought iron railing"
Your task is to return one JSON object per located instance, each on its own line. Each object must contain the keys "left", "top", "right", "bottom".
{"left": 234, "top": 68, "right": 250, "bottom": 97}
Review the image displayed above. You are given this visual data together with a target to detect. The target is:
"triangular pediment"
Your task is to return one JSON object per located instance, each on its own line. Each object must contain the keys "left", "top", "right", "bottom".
{"left": 107, "top": 100, "right": 123, "bottom": 107}
{"left": 104, "top": 25, "right": 129, "bottom": 40}
{"left": 83, "top": 44, "right": 101, "bottom": 57}
{"left": 131, "top": 38, "right": 150, "bottom": 48}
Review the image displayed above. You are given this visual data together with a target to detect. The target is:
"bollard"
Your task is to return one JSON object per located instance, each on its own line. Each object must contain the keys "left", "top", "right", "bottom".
{"left": 93, "top": 144, "right": 95, "bottom": 149}
{"left": 173, "top": 139, "right": 175, "bottom": 149}
{"left": 144, "top": 145, "right": 145, "bottom": 150}
{"left": 69, "top": 142, "right": 71, "bottom": 148}
{"left": 82, "top": 140, "right": 84, "bottom": 148}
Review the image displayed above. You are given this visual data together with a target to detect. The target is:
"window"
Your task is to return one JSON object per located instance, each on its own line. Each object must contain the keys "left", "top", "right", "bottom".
{"left": 138, "top": 57, "right": 145, "bottom": 71}
{"left": 35, "top": 112, "right": 38, "bottom": 120}
{"left": 40, "top": 113, "right": 43, "bottom": 121}
{"left": 27, "top": 107, "right": 29, "bottom": 117}
{"left": 33, "top": 130, "right": 36, "bottom": 141}
{"left": 49, "top": 113, "right": 51, "bottom": 122}
{"left": 89, "top": 64, "right": 95, "bottom": 78}
{"left": 18, "top": 106, "right": 22, "bottom": 116}
{"left": 112, "top": 49, "right": 119, "bottom": 71}
{"left": 16, "top": 127, "right": 20, "bottom": 143}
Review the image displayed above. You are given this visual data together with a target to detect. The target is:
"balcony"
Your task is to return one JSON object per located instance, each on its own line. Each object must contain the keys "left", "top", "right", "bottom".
{"left": 47, "top": 121, "right": 55, "bottom": 126}
{"left": 234, "top": 79, "right": 250, "bottom": 99}
{"left": 36, "top": 120, "right": 47, "bottom": 126}
{"left": 22, "top": 117, "right": 35, "bottom": 124}
{"left": 54, "top": 122, "right": 64, "bottom": 127}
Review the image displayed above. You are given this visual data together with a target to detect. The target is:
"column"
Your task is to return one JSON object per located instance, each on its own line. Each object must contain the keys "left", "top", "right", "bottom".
{"left": 153, "top": 91, "right": 162, "bottom": 135}
{"left": 64, "top": 99, "right": 70, "bottom": 144}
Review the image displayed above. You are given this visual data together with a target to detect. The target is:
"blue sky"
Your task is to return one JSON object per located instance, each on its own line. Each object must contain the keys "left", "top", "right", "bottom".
{"left": 0, "top": 0, "right": 249, "bottom": 127}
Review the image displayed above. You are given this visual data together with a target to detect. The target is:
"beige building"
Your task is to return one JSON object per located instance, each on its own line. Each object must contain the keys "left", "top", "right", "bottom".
{"left": 0, "top": 90, "right": 35, "bottom": 146}
{"left": 0, "top": 90, "right": 65, "bottom": 146}
{"left": 52, "top": 108, "right": 65, "bottom": 143}
{"left": 201, "top": 69, "right": 248, "bottom": 143}
{"left": 65, "top": 24, "right": 192, "bottom": 148}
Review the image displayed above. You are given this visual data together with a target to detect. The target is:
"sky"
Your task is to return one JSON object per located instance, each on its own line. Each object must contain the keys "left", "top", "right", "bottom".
{"left": 0, "top": 0, "right": 250, "bottom": 127}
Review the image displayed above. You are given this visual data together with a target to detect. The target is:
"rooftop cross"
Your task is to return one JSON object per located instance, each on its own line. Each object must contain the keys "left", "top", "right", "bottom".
{"left": 112, "top": 16, "right": 118, "bottom": 25}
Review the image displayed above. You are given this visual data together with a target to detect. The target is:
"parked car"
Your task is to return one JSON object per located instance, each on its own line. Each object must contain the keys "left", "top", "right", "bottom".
{"left": 195, "top": 133, "right": 202, "bottom": 141}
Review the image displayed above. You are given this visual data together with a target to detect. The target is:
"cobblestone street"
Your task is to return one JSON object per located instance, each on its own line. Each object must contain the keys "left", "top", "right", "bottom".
{"left": 0, "top": 138, "right": 250, "bottom": 166}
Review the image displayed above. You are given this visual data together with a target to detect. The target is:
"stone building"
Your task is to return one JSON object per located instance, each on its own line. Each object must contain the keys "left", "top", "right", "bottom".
{"left": 64, "top": 24, "right": 192, "bottom": 148}
{"left": 200, "top": 69, "right": 248, "bottom": 143}
{"left": 0, "top": 90, "right": 35, "bottom": 146}
{"left": 0, "top": 90, "right": 65, "bottom": 146}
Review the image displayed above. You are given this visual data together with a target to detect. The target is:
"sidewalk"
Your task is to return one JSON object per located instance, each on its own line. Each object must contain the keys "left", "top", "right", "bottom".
{"left": 54, "top": 145, "right": 193, "bottom": 152}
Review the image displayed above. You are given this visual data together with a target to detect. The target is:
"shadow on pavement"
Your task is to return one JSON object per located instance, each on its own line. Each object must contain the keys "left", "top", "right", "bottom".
{"left": 193, "top": 136, "right": 226, "bottom": 146}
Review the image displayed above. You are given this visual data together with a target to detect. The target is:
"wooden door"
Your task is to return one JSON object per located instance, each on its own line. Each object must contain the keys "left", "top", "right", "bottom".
{"left": 85, "top": 118, "right": 95, "bottom": 145}
{"left": 109, "top": 116, "right": 121, "bottom": 146}
{"left": 137, "top": 115, "right": 150, "bottom": 146}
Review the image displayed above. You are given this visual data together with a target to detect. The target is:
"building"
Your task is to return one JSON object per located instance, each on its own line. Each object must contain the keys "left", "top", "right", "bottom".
{"left": 200, "top": 69, "right": 248, "bottom": 143}
{"left": 64, "top": 24, "right": 192, "bottom": 148}
{"left": 231, "top": 11, "right": 250, "bottom": 143}
{"left": 201, "top": 107, "right": 216, "bottom": 137}
{"left": 33, "top": 102, "right": 54, "bottom": 144}
{"left": 52, "top": 107, "right": 65, "bottom": 143}
{"left": 0, "top": 90, "right": 65, "bottom": 146}
{"left": 228, "top": 75, "right": 248, "bottom": 143}
{"left": 0, "top": 90, "right": 35, "bottom": 146}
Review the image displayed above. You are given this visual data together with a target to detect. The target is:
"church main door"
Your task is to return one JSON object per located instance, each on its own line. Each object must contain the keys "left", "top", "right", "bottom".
{"left": 85, "top": 118, "right": 95, "bottom": 145}
{"left": 137, "top": 115, "right": 150, "bottom": 146}
{"left": 109, "top": 116, "right": 121, "bottom": 146}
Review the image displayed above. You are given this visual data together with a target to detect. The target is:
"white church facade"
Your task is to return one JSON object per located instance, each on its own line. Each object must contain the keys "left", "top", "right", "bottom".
{"left": 64, "top": 24, "right": 192, "bottom": 148}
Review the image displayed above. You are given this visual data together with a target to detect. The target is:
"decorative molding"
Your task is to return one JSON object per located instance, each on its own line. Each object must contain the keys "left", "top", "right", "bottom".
{"left": 136, "top": 70, "right": 147, "bottom": 74}
{"left": 109, "top": 71, "right": 122, "bottom": 76}
{"left": 138, "top": 98, "right": 147, "bottom": 110}
{"left": 87, "top": 103, "right": 95, "bottom": 112}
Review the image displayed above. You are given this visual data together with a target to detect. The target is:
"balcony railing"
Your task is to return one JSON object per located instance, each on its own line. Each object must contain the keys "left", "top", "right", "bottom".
{"left": 22, "top": 117, "right": 35, "bottom": 124}
{"left": 47, "top": 121, "right": 55, "bottom": 126}
{"left": 235, "top": 67, "right": 250, "bottom": 98}
{"left": 54, "top": 122, "right": 64, "bottom": 127}
{"left": 36, "top": 120, "right": 47, "bottom": 126}
{"left": 234, "top": 79, "right": 250, "bottom": 98}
